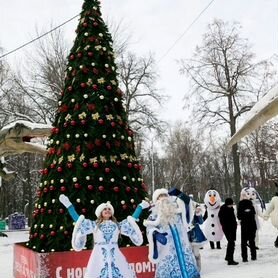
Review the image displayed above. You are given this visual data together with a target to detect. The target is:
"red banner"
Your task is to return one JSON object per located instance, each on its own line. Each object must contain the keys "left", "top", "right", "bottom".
{"left": 14, "top": 243, "right": 155, "bottom": 278}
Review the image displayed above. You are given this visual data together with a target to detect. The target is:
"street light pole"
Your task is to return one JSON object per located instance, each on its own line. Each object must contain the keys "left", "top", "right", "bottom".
{"left": 151, "top": 139, "right": 155, "bottom": 195}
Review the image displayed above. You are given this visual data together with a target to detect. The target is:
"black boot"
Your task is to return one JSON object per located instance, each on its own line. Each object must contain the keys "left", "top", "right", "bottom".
{"left": 228, "top": 261, "right": 239, "bottom": 265}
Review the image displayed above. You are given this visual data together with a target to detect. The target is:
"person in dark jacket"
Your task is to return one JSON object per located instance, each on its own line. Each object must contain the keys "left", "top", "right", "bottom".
{"left": 218, "top": 198, "right": 238, "bottom": 265}
{"left": 237, "top": 194, "right": 257, "bottom": 262}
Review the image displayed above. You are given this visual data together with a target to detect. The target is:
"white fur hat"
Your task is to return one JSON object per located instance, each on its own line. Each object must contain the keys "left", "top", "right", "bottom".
{"left": 152, "top": 188, "right": 168, "bottom": 203}
{"left": 95, "top": 202, "right": 114, "bottom": 218}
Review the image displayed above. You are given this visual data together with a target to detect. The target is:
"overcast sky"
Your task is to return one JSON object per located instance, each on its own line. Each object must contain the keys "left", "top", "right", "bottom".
{"left": 0, "top": 0, "right": 277, "bottom": 127}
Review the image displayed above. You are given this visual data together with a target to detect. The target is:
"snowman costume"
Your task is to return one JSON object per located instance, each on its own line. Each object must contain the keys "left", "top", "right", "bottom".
{"left": 241, "top": 187, "right": 265, "bottom": 247}
{"left": 202, "top": 189, "right": 224, "bottom": 242}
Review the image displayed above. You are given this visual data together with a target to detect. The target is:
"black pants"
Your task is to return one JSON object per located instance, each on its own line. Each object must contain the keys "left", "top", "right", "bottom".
{"left": 275, "top": 235, "right": 278, "bottom": 247}
{"left": 241, "top": 229, "right": 256, "bottom": 260}
{"left": 210, "top": 241, "right": 221, "bottom": 249}
{"left": 225, "top": 239, "right": 235, "bottom": 262}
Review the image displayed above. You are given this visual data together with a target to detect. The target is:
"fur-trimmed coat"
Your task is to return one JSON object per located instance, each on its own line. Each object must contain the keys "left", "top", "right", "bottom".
{"left": 264, "top": 196, "right": 278, "bottom": 229}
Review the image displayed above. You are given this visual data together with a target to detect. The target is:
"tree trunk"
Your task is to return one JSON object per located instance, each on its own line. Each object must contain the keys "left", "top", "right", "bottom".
{"left": 228, "top": 95, "right": 241, "bottom": 200}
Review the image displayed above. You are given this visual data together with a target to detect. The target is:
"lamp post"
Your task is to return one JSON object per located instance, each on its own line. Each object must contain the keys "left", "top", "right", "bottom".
{"left": 144, "top": 136, "right": 155, "bottom": 195}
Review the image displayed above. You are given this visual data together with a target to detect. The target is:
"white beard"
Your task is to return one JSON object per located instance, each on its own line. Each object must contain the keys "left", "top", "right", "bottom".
{"left": 156, "top": 198, "right": 178, "bottom": 227}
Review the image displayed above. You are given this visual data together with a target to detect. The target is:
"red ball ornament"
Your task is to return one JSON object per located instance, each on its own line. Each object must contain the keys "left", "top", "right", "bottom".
{"left": 63, "top": 122, "right": 68, "bottom": 128}
{"left": 76, "top": 145, "right": 81, "bottom": 154}
{"left": 92, "top": 84, "right": 98, "bottom": 91}
{"left": 134, "top": 187, "right": 138, "bottom": 193}
{"left": 126, "top": 187, "right": 131, "bottom": 192}
{"left": 67, "top": 162, "right": 73, "bottom": 169}
{"left": 69, "top": 54, "right": 75, "bottom": 60}
{"left": 116, "top": 160, "right": 121, "bottom": 166}
{"left": 74, "top": 183, "right": 81, "bottom": 189}
{"left": 87, "top": 142, "right": 94, "bottom": 151}
{"left": 48, "top": 209, "right": 52, "bottom": 214}
{"left": 77, "top": 52, "right": 82, "bottom": 58}
{"left": 105, "top": 168, "right": 110, "bottom": 173}
{"left": 82, "top": 22, "right": 88, "bottom": 27}
{"left": 64, "top": 230, "right": 69, "bottom": 236}
{"left": 93, "top": 68, "right": 99, "bottom": 75}
{"left": 87, "top": 103, "right": 96, "bottom": 111}
{"left": 87, "top": 184, "right": 94, "bottom": 190}
{"left": 128, "top": 130, "right": 133, "bottom": 136}
{"left": 106, "top": 85, "right": 112, "bottom": 91}
{"left": 59, "top": 208, "right": 65, "bottom": 214}
{"left": 94, "top": 139, "right": 102, "bottom": 146}
{"left": 68, "top": 86, "right": 73, "bottom": 92}
{"left": 113, "top": 186, "right": 120, "bottom": 192}
{"left": 134, "top": 164, "right": 138, "bottom": 169}
{"left": 83, "top": 162, "right": 88, "bottom": 168}
{"left": 71, "top": 120, "right": 77, "bottom": 126}
{"left": 81, "top": 208, "right": 87, "bottom": 214}
{"left": 50, "top": 231, "right": 56, "bottom": 237}
{"left": 98, "top": 119, "right": 104, "bottom": 125}
{"left": 98, "top": 185, "right": 104, "bottom": 191}
{"left": 122, "top": 204, "right": 127, "bottom": 210}
{"left": 48, "top": 147, "right": 56, "bottom": 155}
{"left": 127, "top": 163, "right": 133, "bottom": 168}
{"left": 40, "top": 234, "right": 46, "bottom": 240}
{"left": 74, "top": 103, "right": 81, "bottom": 110}
{"left": 50, "top": 163, "right": 55, "bottom": 169}
{"left": 43, "top": 187, "right": 48, "bottom": 193}
{"left": 80, "top": 82, "right": 87, "bottom": 88}
{"left": 111, "top": 122, "right": 116, "bottom": 127}
{"left": 93, "top": 22, "right": 98, "bottom": 27}
{"left": 57, "top": 167, "right": 63, "bottom": 173}
{"left": 49, "top": 185, "right": 55, "bottom": 191}
{"left": 89, "top": 36, "right": 95, "bottom": 42}
{"left": 63, "top": 143, "right": 71, "bottom": 151}
{"left": 105, "top": 142, "right": 111, "bottom": 149}
{"left": 88, "top": 52, "right": 93, "bottom": 57}
{"left": 33, "top": 233, "right": 38, "bottom": 238}
{"left": 82, "top": 67, "right": 89, "bottom": 74}
{"left": 93, "top": 162, "right": 99, "bottom": 168}
{"left": 115, "top": 141, "right": 121, "bottom": 147}
{"left": 40, "top": 208, "right": 45, "bottom": 214}
{"left": 81, "top": 119, "right": 87, "bottom": 126}
{"left": 59, "top": 104, "right": 68, "bottom": 113}
{"left": 60, "top": 186, "right": 66, "bottom": 192}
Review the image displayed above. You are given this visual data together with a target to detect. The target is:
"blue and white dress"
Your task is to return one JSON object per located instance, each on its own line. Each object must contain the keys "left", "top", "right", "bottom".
{"left": 145, "top": 201, "right": 200, "bottom": 278}
{"left": 72, "top": 215, "right": 143, "bottom": 278}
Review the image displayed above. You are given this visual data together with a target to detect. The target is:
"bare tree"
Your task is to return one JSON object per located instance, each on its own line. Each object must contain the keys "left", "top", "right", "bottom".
{"left": 118, "top": 52, "right": 167, "bottom": 134}
{"left": 179, "top": 19, "right": 276, "bottom": 199}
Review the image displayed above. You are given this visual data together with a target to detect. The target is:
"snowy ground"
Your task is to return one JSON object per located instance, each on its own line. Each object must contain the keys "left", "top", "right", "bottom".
{"left": 0, "top": 220, "right": 277, "bottom": 278}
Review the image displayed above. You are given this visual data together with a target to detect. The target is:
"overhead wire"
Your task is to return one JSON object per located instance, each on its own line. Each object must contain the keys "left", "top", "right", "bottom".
{"left": 0, "top": 14, "right": 79, "bottom": 60}
{"left": 157, "top": 0, "right": 216, "bottom": 63}
{"left": 0, "top": 0, "right": 215, "bottom": 62}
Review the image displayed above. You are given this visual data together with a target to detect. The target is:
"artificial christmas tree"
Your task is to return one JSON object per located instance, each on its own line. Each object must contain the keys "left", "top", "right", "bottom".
{"left": 27, "top": 0, "right": 148, "bottom": 253}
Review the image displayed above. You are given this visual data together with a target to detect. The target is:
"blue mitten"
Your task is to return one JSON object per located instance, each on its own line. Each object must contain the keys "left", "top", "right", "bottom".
{"left": 153, "top": 231, "right": 168, "bottom": 245}
{"left": 152, "top": 231, "right": 168, "bottom": 259}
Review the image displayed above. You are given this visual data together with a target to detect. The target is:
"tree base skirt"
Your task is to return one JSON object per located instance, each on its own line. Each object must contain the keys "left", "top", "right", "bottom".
{"left": 14, "top": 242, "right": 155, "bottom": 278}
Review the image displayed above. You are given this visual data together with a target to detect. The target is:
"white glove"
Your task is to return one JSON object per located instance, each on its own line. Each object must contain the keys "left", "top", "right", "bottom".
{"left": 139, "top": 200, "right": 150, "bottom": 209}
{"left": 59, "top": 194, "right": 72, "bottom": 208}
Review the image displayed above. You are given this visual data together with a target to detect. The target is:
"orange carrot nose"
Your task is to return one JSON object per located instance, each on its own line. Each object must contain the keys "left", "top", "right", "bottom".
{"left": 210, "top": 196, "right": 216, "bottom": 204}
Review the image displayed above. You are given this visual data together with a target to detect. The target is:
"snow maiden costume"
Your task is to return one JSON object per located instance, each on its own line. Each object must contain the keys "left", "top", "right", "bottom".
{"left": 144, "top": 188, "right": 200, "bottom": 278}
{"left": 240, "top": 186, "right": 265, "bottom": 248}
{"left": 59, "top": 194, "right": 143, "bottom": 278}
{"left": 263, "top": 183, "right": 278, "bottom": 248}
